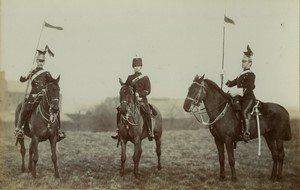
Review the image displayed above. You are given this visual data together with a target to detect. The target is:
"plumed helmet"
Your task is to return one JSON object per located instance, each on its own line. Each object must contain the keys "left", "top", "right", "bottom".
{"left": 243, "top": 45, "right": 253, "bottom": 58}
{"left": 132, "top": 58, "right": 143, "bottom": 67}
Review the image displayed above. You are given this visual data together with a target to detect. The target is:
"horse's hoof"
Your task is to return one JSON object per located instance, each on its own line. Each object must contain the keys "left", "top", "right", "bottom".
{"left": 21, "top": 167, "right": 25, "bottom": 173}
{"left": 231, "top": 177, "right": 237, "bottom": 182}
{"left": 158, "top": 165, "right": 162, "bottom": 171}
{"left": 219, "top": 176, "right": 226, "bottom": 181}
{"left": 270, "top": 176, "right": 277, "bottom": 182}
{"left": 134, "top": 173, "right": 141, "bottom": 179}
{"left": 276, "top": 176, "right": 282, "bottom": 181}
{"left": 55, "top": 173, "right": 60, "bottom": 178}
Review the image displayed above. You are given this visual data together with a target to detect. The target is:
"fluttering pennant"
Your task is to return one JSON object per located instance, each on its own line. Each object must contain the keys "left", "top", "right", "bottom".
{"left": 224, "top": 16, "right": 235, "bottom": 24}
{"left": 44, "top": 21, "right": 63, "bottom": 30}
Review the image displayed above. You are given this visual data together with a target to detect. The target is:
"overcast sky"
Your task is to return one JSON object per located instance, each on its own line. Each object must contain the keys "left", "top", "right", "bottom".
{"left": 1, "top": 0, "right": 299, "bottom": 113}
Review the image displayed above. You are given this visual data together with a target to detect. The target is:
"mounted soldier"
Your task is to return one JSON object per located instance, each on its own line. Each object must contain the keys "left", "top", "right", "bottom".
{"left": 225, "top": 45, "right": 255, "bottom": 142}
{"left": 112, "top": 57, "right": 155, "bottom": 141}
{"left": 15, "top": 46, "right": 65, "bottom": 141}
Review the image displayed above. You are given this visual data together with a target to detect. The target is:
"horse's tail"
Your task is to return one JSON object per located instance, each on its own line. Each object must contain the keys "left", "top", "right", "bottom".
{"left": 284, "top": 119, "right": 292, "bottom": 141}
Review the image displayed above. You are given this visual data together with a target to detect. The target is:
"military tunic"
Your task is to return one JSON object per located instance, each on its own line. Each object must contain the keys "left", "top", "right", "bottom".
{"left": 226, "top": 69, "right": 256, "bottom": 100}
{"left": 20, "top": 67, "right": 52, "bottom": 98}
{"left": 125, "top": 72, "right": 151, "bottom": 99}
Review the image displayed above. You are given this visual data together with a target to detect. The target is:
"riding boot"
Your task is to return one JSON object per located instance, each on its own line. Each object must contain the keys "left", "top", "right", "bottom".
{"left": 147, "top": 117, "right": 154, "bottom": 141}
{"left": 15, "top": 102, "right": 30, "bottom": 139}
{"left": 243, "top": 118, "right": 250, "bottom": 142}
{"left": 111, "top": 111, "right": 120, "bottom": 140}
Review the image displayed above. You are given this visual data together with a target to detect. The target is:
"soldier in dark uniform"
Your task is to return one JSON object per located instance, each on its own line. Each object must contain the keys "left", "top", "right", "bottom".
{"left": 15, "top": 47, "right": 65, "bottom": 141}
{"left": 112, "top": 57, "right": 155, "bottom": 141}
{"left": 225, "top": 45, "right": 255, "bottom": 142}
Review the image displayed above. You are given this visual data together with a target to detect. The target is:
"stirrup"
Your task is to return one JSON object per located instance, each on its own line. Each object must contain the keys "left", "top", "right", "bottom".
{"left": 111, "top": 134, "right": 119, "bottom": 140}
{"left": 57, "top": 131, "right": 66, "bottom": 142}
{"left": 243, "top": 132, "right": 250, "bottom": 142}
{"left": 148, "top": 131, "right": 154, "bottom": 141}
{"left": 15, "top": 129, "right": 24, "bottom": 139}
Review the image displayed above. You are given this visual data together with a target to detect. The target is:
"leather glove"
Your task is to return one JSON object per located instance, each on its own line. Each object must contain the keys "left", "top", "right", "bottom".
{"left": 19, "top": 76, "right": 27, "bottom": 82}
{"left": 225, "top": 81, "right": 230, "bottom": 86}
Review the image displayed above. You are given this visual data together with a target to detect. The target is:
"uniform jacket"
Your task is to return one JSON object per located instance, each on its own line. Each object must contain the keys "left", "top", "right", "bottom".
{"left": 226, "top": 69, "right": 256, "bottom": 100}
{"left": 20, "top": 67, "right": 52, "bottom": 96}
{"left": 125, "top": 72, "right": 151, "bottom": 99}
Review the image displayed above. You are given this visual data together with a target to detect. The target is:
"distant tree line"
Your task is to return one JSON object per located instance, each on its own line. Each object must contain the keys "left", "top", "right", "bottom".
{"left": 66, "top": 97, "right": 200, "bottom": 132}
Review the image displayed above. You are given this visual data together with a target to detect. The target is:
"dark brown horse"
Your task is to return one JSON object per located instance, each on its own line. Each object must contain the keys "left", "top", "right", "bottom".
{"left": 15, "top": 75, "right": 61, "bottom": 178}
{"left": 117, "top": 79, "right": 163, "bottom": 178}
{"left": 183, "top": 75, "right": 291, "bottom": 181}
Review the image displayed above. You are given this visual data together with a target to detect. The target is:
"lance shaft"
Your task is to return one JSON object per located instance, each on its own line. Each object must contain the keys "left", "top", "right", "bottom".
{"left": 16, "top": 23, "right": 45, "bottom": 137}
{"left": 221, "top": 25, "right": 225, "bottom": 90}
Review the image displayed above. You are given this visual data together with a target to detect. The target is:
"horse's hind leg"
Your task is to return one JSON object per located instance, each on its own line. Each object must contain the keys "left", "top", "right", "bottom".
{"left": 214, "top": 138, "right": 226, "bottom": 180}
{"left": 19, "top": 138, "right": 26, "bottom": 172}
{"left": 276, "top": 139, "right": 285, "bottom": 181}
{"left": 120, "top": 139, "right": 127, "bottom": 176}
{"left": 264, "top": 134, "right": 278, "bottom": 181}
{"left": 155, "top": 135, "right": 162, "bottom": 170}
{"left": 50, "top": 140, "right": 59, "bottom": 178}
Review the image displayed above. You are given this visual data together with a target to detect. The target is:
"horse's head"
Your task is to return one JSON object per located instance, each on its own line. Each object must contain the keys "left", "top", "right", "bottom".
{"left": 183, "top": 74, "right": 206, "bottom": 112}
{"left": 45, "top": 75, "right": 60, "bottom": 114}
{"left": 119, "top": 78, "right": 135, "bottom": 115}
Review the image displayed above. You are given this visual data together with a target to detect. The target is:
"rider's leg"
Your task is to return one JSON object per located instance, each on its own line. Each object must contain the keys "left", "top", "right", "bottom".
{"left": 111, "top": 110, "right": 120, "bottom": 139}
{"left": 57, "top": 114, "right": 66, "bottom": 141}
{"left": 144, "top": 101, "right": 154, "bottom": 141}
{"left": 15, "top": 100, "right": 31, "bottom": 138}
{"left": 242, "top": 99, "right": 254, "bottom": 142}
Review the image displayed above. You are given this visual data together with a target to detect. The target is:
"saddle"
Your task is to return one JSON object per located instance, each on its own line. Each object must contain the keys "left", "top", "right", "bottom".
{"left": 23, "top": 93, "right": 44, "bottom": 124}
{"left": 229, "top": 95, "right": 263, "bottom": 120}
{"left": 138, "top": 102, "right": 157, "bottom": 116}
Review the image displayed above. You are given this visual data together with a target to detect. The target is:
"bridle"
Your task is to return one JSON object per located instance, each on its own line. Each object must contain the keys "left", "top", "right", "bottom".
{"left": 186, "top": 80, "right": 229, "bottom": 126}
{"left": 37, "top": 83, "right": 59, "bottom": 126}
{"left": 119, "top": 86, "right": 139, "bottom": 126}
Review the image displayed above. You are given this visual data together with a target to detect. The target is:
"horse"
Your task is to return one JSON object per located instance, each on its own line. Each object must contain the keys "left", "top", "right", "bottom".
{"left": 117, "top": 79, "right": 163, "bottom": 178}
{"left": 183, "top": 74, "right": 291, "bottom": 181}
{"left": 15, "top": 75, "right": 61, "bottom": 178}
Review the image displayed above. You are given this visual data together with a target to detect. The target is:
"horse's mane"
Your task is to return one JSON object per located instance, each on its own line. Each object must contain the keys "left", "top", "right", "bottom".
{"left": 204, "top": 79, "right": 231, "bottom": 100}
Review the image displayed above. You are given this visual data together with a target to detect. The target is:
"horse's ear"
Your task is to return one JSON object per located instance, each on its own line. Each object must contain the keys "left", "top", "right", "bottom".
{"left": 56, "top": 75, "right": 60, "bottom": 83}
{"left": 199, "top": 74, "right": 205, "bottom": 81}
{"left": 193, "top": 75, "right": 199, "bottom": 81}
{"left": 119, "top": 78, "right": 125, "bottom": 86}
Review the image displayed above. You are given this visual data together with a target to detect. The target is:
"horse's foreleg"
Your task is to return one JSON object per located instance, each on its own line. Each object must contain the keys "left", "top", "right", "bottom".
{"left": 276, "top": 139, "right": 284, "bottom": 181}
{"left": 19, "top": 138, "right": 26, "bottom": 173}
{"left": 155, "top": 135, "right": 162, "bottom": 170}
{"left": 133, "top": 137, "right": 142, "bottom": 178}
{"left": 214, "top": 138, "right": 225, "bottom": 180}
{"left": 225, "top": 140, "right": 237, "bottom": 181}
{"left": 264, "top": 134, "right": 278, "bottom": 181}
{"left": 120, "top": 139, "right": 127, "bottom": 176}
{"left": 50, "top": 140, "right": 59, "bottom": 178}
{"left": 28, "top": 141, "right": 33, "bottom": 172}
{"left": 31, "top": 137, "right": 39, "bottom": 178}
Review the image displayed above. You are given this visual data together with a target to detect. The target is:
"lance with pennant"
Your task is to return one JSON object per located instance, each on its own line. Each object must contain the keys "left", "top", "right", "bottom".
{"left": 16, "top": 21, "right": 63, "bottom": 144}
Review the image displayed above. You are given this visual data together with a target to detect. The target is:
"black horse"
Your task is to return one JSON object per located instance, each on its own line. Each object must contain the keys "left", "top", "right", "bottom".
{"left": 183, "top": 74, "right": 291, "bottom": 181}
{"left": 15, "top": 75, "right": 61, "bottom": 178}
{"left": 117, "top": 79, "right": 163, "bottom": 178}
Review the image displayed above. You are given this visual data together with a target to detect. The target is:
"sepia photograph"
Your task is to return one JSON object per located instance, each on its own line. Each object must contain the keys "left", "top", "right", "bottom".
{"left": 0, "top": 0, "right": 299, "bottom": 189}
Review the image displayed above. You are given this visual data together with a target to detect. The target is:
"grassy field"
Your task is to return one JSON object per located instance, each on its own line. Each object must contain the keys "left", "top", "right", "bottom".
{"left": 0, "top": 119, "right": 299, "bottom": 190}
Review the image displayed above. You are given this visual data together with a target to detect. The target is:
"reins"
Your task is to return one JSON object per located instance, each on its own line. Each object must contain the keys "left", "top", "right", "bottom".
{"left": 36, "top": 86, "right": 59, "bottom": 127}
{"left": 188, "top": 80, "right": 229, "bottom": 126}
